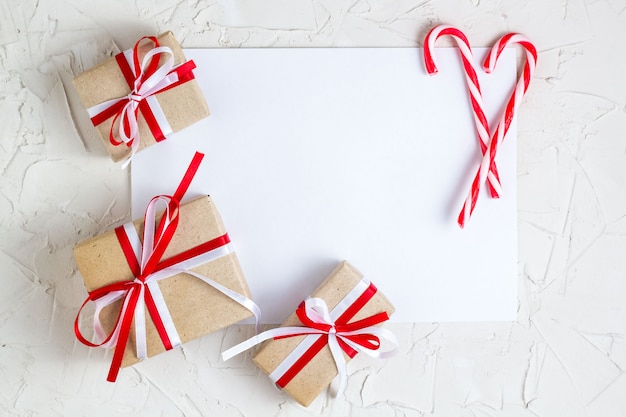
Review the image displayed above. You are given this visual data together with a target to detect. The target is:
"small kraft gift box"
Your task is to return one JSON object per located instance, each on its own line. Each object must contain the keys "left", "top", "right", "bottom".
{"left": 73, "top": 32, "right": 209, "bottom": 162}
{"left": 223, "top": 261, "right": 398, "bottom": 406}
{"left": 74, "top": 153, "right": 258, "bottom": 382}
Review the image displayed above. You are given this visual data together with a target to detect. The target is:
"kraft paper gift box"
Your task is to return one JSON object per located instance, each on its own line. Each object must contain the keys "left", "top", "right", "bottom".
{"left": 73, "top": 31, "right": 209, "bottom": 162}
{"left": 74, "top": 195, "right": 254, "bottom": 379}
{"left": 252, "top": 261, "right": 395, "bottom": 407}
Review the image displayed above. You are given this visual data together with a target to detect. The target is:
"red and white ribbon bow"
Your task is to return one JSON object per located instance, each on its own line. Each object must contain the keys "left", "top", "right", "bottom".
{"left": 75, "top": 152, "right": 261, "bottom": 382}
{"left": 87, "top": 36, "right": 197, "bottom": 165}
{"left": 424, "top": 25, "right": 537, "bottom": 227}
{"left": 222, "top": 279, "right": 398, "bottom": 397}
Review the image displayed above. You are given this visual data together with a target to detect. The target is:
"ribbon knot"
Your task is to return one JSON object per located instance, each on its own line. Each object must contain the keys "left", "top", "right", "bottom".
{"left": 128, "top": 93, "right": 143, "bottom": 103}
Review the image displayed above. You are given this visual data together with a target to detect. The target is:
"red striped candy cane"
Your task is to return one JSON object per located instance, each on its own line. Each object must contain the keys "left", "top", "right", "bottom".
{"left": 424, "top": 25, "right": 502, "bottom": 198}
{"left": 457, "top": 33, "right": 537, "bottom": 228}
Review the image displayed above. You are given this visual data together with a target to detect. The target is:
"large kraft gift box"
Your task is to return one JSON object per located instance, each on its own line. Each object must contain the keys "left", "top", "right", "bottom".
{"left": 73, "top": 32, "right": 209, "bottom": 162}
{"left": 253, "top": 261, "right": 395, "bottom": 406}
{"left": 74, "top": 196, "right": 253, "bottom": 369}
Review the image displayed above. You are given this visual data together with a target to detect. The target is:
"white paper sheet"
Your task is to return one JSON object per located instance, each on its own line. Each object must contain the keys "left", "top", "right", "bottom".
{"left": 131, "top": 47, "right": 518, "bottom": 323}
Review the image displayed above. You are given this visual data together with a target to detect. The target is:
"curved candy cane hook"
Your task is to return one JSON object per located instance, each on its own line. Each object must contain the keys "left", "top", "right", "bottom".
{"left": 458, "top": 33, "right": 537, "bottom": 228}
{"left": 424, "top": 25, "right": 502, "bottom": 199}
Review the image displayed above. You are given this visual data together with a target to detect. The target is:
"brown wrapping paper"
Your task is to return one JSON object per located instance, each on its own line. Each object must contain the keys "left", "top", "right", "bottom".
{"left": 73, "top": 32, "right": 210, "bottom": 162}
{"left": 74, "top": 196, "right": 253, "bottom": 368}
{"left": 252, "top": 261, "right": 395, "bottom": 407}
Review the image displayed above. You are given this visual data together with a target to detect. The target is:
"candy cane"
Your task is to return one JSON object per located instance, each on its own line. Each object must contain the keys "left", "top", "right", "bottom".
{"left": 457, "top": 33, "right": 537, "bottom": 228}
{"left": 424, "top": 25, "right": 502, "bottom": 199}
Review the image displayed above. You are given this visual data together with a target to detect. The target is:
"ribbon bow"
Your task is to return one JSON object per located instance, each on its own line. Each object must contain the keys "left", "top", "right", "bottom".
{"left": 286, "top": 298, "right": 397, "bottom": 395}
{"left": 75, "top": 152, "right": 260, "bottom": 382}
{"left": 87, "top": 36, "right": 197, "bottom": 164}
{"left": 222, "top": 281, "right": 398, "bottom": 398}
{"left": 291, "top": 298, "right": 390, "bottom": 354}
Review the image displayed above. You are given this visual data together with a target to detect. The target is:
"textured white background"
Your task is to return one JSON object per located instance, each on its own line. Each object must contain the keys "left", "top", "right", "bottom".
{"left": 1, "top": 0, "right": 625, "bottom": 416}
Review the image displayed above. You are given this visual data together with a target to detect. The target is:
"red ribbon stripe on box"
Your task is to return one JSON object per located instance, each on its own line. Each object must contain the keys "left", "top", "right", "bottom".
{"left": 87, "top": 36, "right": 197, "bottom": 162}
{"left": 75, "top": 152, "right": 260, "bottom": 382}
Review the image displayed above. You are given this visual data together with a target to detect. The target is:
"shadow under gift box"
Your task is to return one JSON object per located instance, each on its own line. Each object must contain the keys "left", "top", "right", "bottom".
{"left": 72, "top": 32, "right": 210, "bottom": 162}
{"left": 252, "top": 261, "right": 395, "bottom": 407}
{"left": 74, "top": 196, "right": 253, "bottom": 369}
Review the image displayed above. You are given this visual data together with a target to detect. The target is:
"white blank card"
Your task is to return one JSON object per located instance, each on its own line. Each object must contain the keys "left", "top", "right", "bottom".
{"left": 131, "top": 47, "right": 518, "bottom": 323}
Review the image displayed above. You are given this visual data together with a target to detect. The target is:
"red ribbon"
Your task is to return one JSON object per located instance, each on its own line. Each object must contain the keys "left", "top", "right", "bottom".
{"left": 89, "top": 36, "right": 197, "bottom": 148}
{"left": 75, "top": 152, "right": 209, "bottom": 382}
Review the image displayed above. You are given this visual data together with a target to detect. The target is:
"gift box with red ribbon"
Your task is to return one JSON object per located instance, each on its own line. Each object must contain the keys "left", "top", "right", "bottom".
{"left": 73, "top": 32, "right": 209, "bottom": 162}
{"left": 74, "top": 153, "right": 258, "bottom": 382}
{"left": 222, "top": 261, "right": 398, "bottom": 406}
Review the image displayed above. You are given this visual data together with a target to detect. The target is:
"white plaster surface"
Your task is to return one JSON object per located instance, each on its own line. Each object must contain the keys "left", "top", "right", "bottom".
{"left": 1, "top": 0, "right": 624, "bottom": 416}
